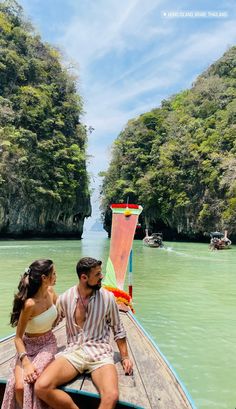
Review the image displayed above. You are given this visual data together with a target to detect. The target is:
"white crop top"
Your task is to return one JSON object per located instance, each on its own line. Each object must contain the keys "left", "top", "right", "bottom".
{"left": 25, "top": 304, "right": 57, "bottom": 334}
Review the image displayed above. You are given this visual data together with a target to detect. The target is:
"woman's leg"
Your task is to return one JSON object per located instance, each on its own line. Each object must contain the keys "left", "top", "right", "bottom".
{"left": 15, "top": 361, "right": 24, "bottom": 408}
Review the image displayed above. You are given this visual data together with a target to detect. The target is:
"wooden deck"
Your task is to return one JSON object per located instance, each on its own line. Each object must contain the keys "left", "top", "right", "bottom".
{"left": 0, "top": 312, "right": 195, "bottom": 409}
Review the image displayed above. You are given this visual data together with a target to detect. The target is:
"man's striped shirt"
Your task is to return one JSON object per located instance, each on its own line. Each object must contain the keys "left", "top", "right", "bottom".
{"left": 57, "top": 286, "right": 126, "bottom": 360}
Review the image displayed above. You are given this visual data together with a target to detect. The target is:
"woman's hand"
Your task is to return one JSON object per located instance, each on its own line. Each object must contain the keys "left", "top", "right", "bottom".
{"left": 23, "top": 362, "right": 39, "bottom": 384}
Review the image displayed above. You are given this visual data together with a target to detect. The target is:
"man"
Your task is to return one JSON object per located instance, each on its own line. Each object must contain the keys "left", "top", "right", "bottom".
{"left": 35, "top": 257, "right": 133, "bottom": 409}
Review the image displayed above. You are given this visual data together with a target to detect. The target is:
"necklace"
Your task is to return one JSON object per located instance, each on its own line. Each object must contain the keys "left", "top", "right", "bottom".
{"left": 78, "top": 289, "right": 88, "bottom": 312}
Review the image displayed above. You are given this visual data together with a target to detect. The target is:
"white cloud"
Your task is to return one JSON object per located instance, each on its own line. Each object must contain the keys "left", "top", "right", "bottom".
{"left": 173, "top": 20, "right": 236, "bottom": 68}
{"left": 58, "top": 0, "right": 165, "bottom": 70}
{"left": 83, "top": 17, "right": 236, "bottom": 141}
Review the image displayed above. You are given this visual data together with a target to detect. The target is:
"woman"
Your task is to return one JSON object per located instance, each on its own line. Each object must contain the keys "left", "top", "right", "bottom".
{"left": 2, "top": 259, "right": 58, "bottom": 409}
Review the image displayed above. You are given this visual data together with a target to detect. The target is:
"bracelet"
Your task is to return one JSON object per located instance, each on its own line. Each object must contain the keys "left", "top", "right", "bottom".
{"left": 121, "top": 356, "right": 129, "bottom": 362}
{"left": 19, "top": 352, "right": 28, "bottom": 361}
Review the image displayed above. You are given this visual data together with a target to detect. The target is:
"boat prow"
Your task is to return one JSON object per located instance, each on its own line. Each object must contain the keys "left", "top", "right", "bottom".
{"left": 0, "top": 312, "right": 196, "bottom": 409}
{"left": 0, "top": 203, "right": 196, "bottom": 409}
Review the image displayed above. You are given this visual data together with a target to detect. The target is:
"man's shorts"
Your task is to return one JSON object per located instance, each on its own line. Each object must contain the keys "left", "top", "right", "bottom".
{"left": 58, "top": 348, "right": 114, "bottom": 374}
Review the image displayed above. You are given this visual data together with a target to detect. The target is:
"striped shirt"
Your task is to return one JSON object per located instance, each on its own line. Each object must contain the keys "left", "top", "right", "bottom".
{"left": 57, "top": 286, "right": 126, "bottom": 360}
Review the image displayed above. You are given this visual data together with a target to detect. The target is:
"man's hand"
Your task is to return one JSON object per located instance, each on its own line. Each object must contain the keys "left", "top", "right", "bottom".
{"left": 121, "top": 357, "right": 133, "bottom": 375}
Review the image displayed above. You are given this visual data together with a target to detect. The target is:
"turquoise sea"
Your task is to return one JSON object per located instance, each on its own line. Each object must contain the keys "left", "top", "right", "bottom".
{"left": 0, "top": 232, "right": 236, "bottom": 409}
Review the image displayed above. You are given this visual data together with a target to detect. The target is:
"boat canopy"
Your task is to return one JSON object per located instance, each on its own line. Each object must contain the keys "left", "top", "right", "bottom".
{"left": 210, "top": 231, "right": 224, "bottom": 238}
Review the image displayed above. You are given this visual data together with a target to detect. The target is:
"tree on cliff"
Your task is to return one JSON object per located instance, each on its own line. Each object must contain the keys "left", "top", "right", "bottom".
{"left": 100, "top": 46, "right": 236, "bottom": 240}
{"left": 0, "top": 0, "right": 91, "bottom": 237}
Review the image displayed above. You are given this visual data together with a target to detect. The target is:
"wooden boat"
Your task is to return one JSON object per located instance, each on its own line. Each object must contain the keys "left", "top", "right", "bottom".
{"left": 0, "top": 203, "right": 196, "bottom": 409}
{"left": 0, "top": 312, "right": 196, "bottom": 409}
{"left": 209, "top": 230, "right": 232, "bottom": 250}
{"left": 143, "top": 229, "right": 164, "bottom": 248}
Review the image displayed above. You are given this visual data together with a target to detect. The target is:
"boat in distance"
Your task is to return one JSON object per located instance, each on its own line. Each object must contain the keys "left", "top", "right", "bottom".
{"left": 209, "top": 230, "right": 232, "bottom": 250}
{"left": 143, "top": 229, "right": 164, "bottom": 248}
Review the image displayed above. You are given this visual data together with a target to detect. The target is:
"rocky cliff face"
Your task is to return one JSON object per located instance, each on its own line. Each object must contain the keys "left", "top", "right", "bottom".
{"left": 0, "top": 1, "right": 91, "bottom": 238}
{"left": 0, "top": 192, "right": 91, "bottom": 238}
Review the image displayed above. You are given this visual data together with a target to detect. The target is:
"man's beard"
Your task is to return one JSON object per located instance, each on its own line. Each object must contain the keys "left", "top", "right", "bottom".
{"left": 87, "top": 281, "right": 102, "bottom": 291}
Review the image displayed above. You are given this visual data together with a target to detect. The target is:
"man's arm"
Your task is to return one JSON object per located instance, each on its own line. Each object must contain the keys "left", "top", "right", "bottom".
{"left": 108, "top": 292, "right": 133, "bottom": 375}
{"left": 116, "top": 338, "right": 133, "bottom": 375}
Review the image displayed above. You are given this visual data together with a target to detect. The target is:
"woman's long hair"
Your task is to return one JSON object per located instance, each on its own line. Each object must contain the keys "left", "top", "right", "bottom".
{"left": 10, "top": 259, "right": 54, "bottom": 327}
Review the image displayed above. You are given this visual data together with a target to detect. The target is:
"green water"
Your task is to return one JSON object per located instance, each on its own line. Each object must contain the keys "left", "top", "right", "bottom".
{"left": 0, "top": 233, "right": 236, "bottom": 409}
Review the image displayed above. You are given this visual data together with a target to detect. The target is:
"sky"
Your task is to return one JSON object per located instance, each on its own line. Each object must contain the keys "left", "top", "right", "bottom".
{"left": 17, "top": 0, "right": 236, "bottom": 226}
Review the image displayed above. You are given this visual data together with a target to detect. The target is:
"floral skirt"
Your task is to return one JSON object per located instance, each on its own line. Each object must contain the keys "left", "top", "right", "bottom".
{"left": 1, "top": 331, "right": 57, "bottom": 409}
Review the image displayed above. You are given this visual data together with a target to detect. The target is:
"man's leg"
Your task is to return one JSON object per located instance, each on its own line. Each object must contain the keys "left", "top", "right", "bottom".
{"left": 91, "top": 364, "right": 119, "bottom": 409}
{"left": 35, "top": 357, "right": 79, "bottom": 409}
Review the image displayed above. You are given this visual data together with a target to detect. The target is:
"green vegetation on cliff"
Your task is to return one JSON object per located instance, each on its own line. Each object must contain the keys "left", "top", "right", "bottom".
{"left": 101, "top": 46, "right": 236, "bottom": 239}
{"left": 0, "top": 0, "right": 91, "bottom": 237}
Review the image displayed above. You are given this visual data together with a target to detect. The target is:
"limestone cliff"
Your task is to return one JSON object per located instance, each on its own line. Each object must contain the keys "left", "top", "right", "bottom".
{"left": 0, "top": 1, "right": 91, "bottom": 237}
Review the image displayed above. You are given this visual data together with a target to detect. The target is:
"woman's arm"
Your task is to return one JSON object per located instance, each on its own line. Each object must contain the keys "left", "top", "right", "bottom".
{"left": 15, "top": 298, "right": 34, "bottom": 355}
{"left": 15, "top": 299, "right": 38, "bottom": 383}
